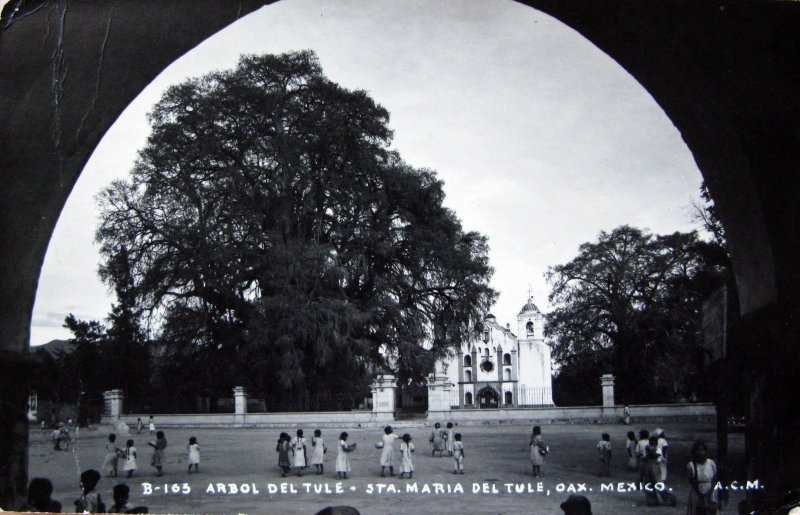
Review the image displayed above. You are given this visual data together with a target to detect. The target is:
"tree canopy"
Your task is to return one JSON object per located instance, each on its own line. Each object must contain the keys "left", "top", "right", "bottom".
{"left": 96, "top": 51, "right": 496, "bottom": 397}
{"left": 545, "top": 225, "right": 728, "bottom": 404}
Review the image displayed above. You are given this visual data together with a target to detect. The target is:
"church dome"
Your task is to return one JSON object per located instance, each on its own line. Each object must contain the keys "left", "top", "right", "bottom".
{"left": 519, "top": 297, "right": 539, "bottom": 314}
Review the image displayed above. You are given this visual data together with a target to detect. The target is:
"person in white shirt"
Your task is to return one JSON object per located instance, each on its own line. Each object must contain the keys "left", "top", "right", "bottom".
{"left": 653, "top": 428, "right": 669, "bottom": 481}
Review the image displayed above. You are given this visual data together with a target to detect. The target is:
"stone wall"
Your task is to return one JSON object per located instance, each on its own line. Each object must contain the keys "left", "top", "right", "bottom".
{"left": 103, "top": 403, "right": 715, "bottom": 428}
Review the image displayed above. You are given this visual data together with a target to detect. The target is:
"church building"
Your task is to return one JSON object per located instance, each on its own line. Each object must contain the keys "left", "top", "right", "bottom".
{"left": 442, "top": 296, "right": 554, "bottom": 408}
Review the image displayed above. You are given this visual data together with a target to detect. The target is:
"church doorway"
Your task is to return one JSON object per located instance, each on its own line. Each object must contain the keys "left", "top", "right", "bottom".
{"left": 477, "top": 387, "right": 500, "bottom": 409}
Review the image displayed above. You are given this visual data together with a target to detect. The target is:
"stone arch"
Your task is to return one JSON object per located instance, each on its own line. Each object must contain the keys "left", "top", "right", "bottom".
{"left": 2, "top": 0, "right": 800, "bottom": 504}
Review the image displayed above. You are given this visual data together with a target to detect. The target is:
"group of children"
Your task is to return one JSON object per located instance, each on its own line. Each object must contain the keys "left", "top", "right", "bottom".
{"left": 592, "top": 428, "right": 671, "bottom": 481}
{"left": 101, "top": 431, "right": 200, "bottom": 479}
{"left": 277, "top": 429, "right": 360, "bottom": 479}
{"left": 274, "top": 425, "right": 465, "bottom": 480}
{"left": 73, "top": 469, "right": 147, "bottom": 513}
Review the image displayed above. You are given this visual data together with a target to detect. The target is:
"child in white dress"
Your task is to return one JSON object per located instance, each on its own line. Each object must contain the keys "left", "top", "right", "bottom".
{"left": 452, "top": 433, "right": 464, "bottom": 474}
{"left": 187, "top": 436, "right": 200, "bottom": 473}
{"left": 310, "top": 429, "right": 326, "bottom": 475}
{"left": 102, "top": 433, "right": 120, "bottom": 478}
{"left": 399, "top": 434, "right": 415, "bottom": 479}
{"left": 291, "top": 429, "right": 307, "bottom": 477}
{"left": 335, "top": 432, "right": 356, "bottom": 479}
{"left": 445, "top": 422, "right": 455, "bottom": 456}
{"left": 123, "top": 439, "right": 137, "bottom": 478}
{"left": 379, "top": 425, "right": 398, "bottom": 477}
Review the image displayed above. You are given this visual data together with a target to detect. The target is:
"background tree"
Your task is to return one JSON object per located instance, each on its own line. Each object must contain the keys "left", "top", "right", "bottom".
{"left": 96, "top": 50, "right": 495, "bottom": 400}
{"left": 57, "top": 314, "right": 107, "bottom": 423}
{"left": 545, "top": 225, "right": 728, "bottom": 404}
{"left": 101, "top": 247, "right": 151, "bottom": 412}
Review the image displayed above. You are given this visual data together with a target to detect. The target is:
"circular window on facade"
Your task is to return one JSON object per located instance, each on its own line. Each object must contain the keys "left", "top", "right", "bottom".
{"left": 480, "top": 360, "right": 494, "bottom": 372}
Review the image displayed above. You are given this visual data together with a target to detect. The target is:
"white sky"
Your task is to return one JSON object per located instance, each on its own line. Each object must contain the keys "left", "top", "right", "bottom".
{"left": 30, "top": 0, "right": 703, "bottom": 345}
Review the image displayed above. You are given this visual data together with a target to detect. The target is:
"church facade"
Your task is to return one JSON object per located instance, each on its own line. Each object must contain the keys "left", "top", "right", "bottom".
{"left": 442, "top": 297, "right": 554, "bottom": 408}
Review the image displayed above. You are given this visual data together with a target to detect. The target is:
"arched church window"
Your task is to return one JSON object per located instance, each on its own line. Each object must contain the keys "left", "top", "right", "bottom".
{"left": 505, "top": 391, "right": 513, "bottom": 405}
{"left": 504, "top": 368, "right": 511, "bottom": 381}
{"left": 464, "top": 355, "right": 472, "bottom": 367}
{"left": 465, "top": 370, "right": 472, "bottom": 382}
{"left": 526, "top": 321, "right": 534, "bottom": 334}
{"left": 503, "top": 353, "right": 511, "bottom": 365}
{"left": 483, "top": 330, "right": 490, "bottom": 343}
{"left": 465, "top": 392, "right": 473, "bottom": 405}
{"left": 484, "top": 348, "right": 490, "bottom": 357}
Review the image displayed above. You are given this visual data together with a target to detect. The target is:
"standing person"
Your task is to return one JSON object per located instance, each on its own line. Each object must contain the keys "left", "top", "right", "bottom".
{"left": 187, "top": 436, "right": 200, "bottom": 473}
{"left": 529, "top": 425, "right": 548, "bottom": 478}
{"left": 597, "top": 433, "right": 612, "bottom": 477}
{"left": 136, "top": 418, "right": 143, "bottom": 434}
{"left": 292, "top": 429, "right": 307, "bottom": 477}
{"left": 102, "top": 433, "right": 121, "bottom": 477}
{"left": 335, "top": 432, "right": 356, "bottom": 479}
{"left": 51, "top": 425, "right": 61, "bottom": 451}
{"left": 429, "top": 422, "right": 445, "bottom": 457}
{"left": 452, "top": 433, "right": 465, "bottom": 474}
{"left": 311, "top": 429, "right": 326, "bottom": 475}
{"left": 148, "top": 430, "right": 167, "bottom": 477}
{"left": 654, "top": 428, "right": 669, "bottom": 481}
{"left": 23, "top": 477, "right": 62, "bottom": 513}
{"left": 399, "top": 434, "right": 415, "bottom": 479}
{"left": 74, "top": 469, "right": 105, "bottom": 513}
{"left": 445, "top": 422, "right": 455, "bottom": 456}
{"left": 626, "top": 431, "right": 638, "bottom": 471}
{"left": 123, "top": 439, "right": 137, "bottom": 478}
{"left": 110, "top": 484, "right": 132, "bottom": 513}
{"left": 148, "top": 416, "right": 155, "bottom": 435}
{"left": 643, "top": 436, "right": 677, "bottom": 507}
{"left": 379, "top": 426, "right": 398, "bottom": 477}
{"left": 686, "top": 441, "right": 719, "bottom": 515}
{"left": 635, "top": 429, "right": 650, "bottom": 481}
{"left": 276, "top": 433, "right": 291, "bottom": 477}
{"left": 623, "top": 405, "right": 631, "bottom": 425}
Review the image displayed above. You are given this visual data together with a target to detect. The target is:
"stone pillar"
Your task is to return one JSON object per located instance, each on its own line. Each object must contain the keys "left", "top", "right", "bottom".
{"left": 233, "top": 386, "right": 247, "bottom": 425}
{"left": 600, "top": 374, "right": 616, "bottom": 420}
{"left": 601, "top": 374, "right": 615, "bottom": 407}
{"left": 426, "top": 370, "right": 453, "bottom": 421}
{"left": 371, "top": 374, "right": 397, "bottom": 422}
{"left": 103, "top": 390, "right": 124, "bottom": 420}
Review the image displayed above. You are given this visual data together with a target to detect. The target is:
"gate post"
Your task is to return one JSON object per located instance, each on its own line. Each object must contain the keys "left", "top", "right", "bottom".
{"left": 371, "top": 374, "right": 397, "bottom": 423}
{"left": 426, "top": 369, "right": 453, "bottom": 421}
{"left": 103, "top": 390, "right": 130, "bottom": 434}
{"left": 233, "top": 386, "right": 247, "bottom": 426}
{"left": 103, "top": 390, "right": 125, "bottom": 421}
{"left": 600, "top": 374, "right": 616, "bottom": 420}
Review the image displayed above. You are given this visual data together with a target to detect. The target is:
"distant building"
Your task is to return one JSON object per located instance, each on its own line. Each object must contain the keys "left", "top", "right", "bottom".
{"left": 442, "top": 296, "right": 554, "bottom": 408}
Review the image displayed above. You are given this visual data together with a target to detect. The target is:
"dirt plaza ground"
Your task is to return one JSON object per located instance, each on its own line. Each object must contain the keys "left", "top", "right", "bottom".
{"left": 28, "top": 421, "right": 750, "bottom": 514}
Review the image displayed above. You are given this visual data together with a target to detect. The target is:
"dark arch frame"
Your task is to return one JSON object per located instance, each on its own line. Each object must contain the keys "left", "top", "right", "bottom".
{"left": 2, "top": 0, "right": 799, "bottom": 506}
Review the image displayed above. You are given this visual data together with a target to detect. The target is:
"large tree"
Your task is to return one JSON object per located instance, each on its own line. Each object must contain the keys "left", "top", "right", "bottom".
{"left": 96, "top": 51, "right": 495, "bottom": 397}
{"left": 545, "top": 225, "right": 728, "bottom": 404}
